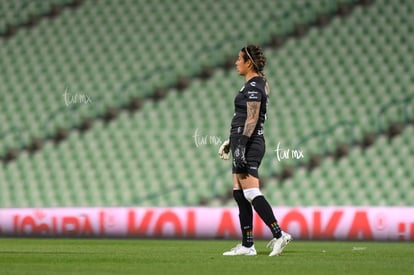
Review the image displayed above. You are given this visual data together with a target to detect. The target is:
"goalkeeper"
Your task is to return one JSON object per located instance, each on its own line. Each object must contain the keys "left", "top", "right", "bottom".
{"left": 218, "top": 45, "right": 291, "bottom": 257}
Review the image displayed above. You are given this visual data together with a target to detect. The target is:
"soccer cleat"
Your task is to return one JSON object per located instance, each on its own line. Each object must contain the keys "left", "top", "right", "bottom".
{"left": 222, "top": 244, "right": 257, "bottom": 256}
{"left": 267, "top": 232, "right": 292, "bottom": 256}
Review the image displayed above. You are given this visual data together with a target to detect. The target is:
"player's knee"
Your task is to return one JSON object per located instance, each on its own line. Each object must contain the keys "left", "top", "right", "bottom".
{"left": 243, "top": 188, "right": 262, "bottom": 203}
{"left": 233, "top": 189, "right": 245, "bottom": 202}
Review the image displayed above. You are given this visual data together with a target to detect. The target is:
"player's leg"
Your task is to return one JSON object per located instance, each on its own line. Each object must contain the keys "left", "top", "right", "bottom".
{"left": 232, "top": 174, "right": 254, "bottom": 248}
{"left": 238, "top": 173, "right": 291, "bottom": 256}
{"left": 223, "top": 174, "right": 256, "bottom": 256}
{"left": 237, "top": 173, "right": 282, "bottom": 239}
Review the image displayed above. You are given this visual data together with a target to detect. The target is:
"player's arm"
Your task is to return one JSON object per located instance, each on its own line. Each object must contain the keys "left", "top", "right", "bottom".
{"left": 233, "top": 91, "right": 261, "bottom": 168}
{"left": 243, "top": 101, "right": 261, "bottom": 138}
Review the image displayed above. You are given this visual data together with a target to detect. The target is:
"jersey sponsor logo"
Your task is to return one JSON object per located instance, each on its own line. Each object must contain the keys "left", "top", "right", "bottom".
{"left": 247, "top": 90, "right": 259, "bottom": 99}
{"left": 250, "top": 81, "right": 256, "bottom": 87}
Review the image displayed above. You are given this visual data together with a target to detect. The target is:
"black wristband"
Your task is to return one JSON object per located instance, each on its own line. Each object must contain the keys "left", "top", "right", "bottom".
{"left": 238, "top": 135, "right": 249, "bottom": 146}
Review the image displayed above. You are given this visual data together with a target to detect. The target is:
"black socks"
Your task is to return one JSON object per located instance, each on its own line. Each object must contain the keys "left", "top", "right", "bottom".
{"left": 234, "top": 190, "right": 283, "bottom": 246}
{"left": 233, "top": 190, "right": 254, "bottom": 247}
{"left": 252, "top": 196, "right": 282, "bottom": 239}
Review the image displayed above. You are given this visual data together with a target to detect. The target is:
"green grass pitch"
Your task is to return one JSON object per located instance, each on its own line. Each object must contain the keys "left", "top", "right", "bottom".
{"left": 0, "top": 238, "right": 412, "bottom": 275}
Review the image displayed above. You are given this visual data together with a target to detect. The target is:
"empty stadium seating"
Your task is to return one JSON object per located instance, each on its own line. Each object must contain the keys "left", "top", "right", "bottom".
{"left": 262, "top": 125, "right": 414, "bottom": 206}
{"left": 0, "top": 0, "right": 361, "bottom": 155}
{"left": 0, "top": 0, "right": 412, "bottom": 208}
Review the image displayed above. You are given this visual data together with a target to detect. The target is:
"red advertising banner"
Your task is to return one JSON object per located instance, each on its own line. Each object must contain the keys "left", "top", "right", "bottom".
{"left": 0, "top": 207, "right": 413, "bottom": 240}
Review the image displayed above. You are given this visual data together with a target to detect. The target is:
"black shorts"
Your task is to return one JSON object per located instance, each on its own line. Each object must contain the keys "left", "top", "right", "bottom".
{"left": 230, "top": 135, "right": 265, "bottom": 178}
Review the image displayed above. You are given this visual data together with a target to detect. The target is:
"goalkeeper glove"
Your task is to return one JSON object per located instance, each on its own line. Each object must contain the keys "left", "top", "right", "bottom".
{"left": 218, "top": 139, "right": 230, "bottom": 160}
{"left": 233, "top": 135, "right": 248, "bottom": 168}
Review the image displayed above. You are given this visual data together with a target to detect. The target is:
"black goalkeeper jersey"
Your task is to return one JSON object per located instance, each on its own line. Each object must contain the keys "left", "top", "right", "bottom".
{"left": 230, "top": 76, "right": 268, "bottom": 136}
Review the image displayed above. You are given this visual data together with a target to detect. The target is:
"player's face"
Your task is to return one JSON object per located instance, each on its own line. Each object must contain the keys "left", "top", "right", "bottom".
{"left": 235, "top": 51, "right": 250, "bottom": 76}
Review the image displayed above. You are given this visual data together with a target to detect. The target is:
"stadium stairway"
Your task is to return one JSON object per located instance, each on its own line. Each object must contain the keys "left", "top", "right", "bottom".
{"left": 0, "top": 0, "right": 83, "bottom": 39}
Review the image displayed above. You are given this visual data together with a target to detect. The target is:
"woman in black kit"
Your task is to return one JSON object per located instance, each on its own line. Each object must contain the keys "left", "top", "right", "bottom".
{"left": 219, "top": 45, "right": 291, "bottom": 256}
